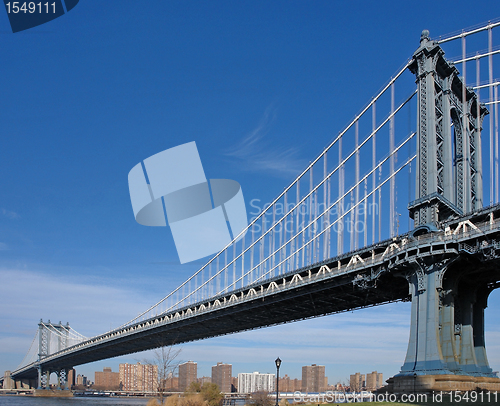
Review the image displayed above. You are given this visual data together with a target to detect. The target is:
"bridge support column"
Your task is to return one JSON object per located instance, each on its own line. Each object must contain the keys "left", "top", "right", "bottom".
{"left": 473, "top": 289, "right": 491, "bottom": 375}
{"left": 3, "top": 371, "right": 14, "bottom": 389}
{"left": 37, "top": 366, "right": 50, "bottom": 390}
{"left": 391, "top": 260, "right": 500, "bottom": 392}
{"left": 15, "top": 378, "right": 35, "bottom": 389}
{"left": 57, "top": 368, "right": 69, "bottom": 390}
{"left": 399, "top": 262, "right": 451, "bottom": 375}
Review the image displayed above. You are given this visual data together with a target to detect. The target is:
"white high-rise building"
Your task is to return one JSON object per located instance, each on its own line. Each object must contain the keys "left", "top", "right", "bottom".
{"left": 238, "top": 372, "right": 275, "bottom": 394}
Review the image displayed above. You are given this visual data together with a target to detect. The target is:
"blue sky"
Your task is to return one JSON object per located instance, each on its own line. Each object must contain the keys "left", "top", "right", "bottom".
{"left": 1, "top": 0, "right": 500, "bottom": 385}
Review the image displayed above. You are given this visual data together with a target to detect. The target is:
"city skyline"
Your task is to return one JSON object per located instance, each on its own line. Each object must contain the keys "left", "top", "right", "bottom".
{"left": 84, "top": 361, "right": 350, "bottom": 392}
{"left": 67, "top": 362, "right": 384, "bottom": 394}
{"left": 1, "top": 0, "right": 500, "bottom": 386}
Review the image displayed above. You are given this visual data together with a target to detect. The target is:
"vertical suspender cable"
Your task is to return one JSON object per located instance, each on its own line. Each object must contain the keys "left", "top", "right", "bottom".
{"left": 327, "top": 155, "right": 331, "bottom": 258}
{"left": 232, "top": 238, "right": 236, "bottom": 290}
{"left": 250, "top": 223, "right": 255, "bottom": 280}
{"left": 224, "top": 249, "right": 228, "bottom": 293}
{"left": 477, "top": 55, "right": 482, "bottom": 208}
{"left": 241, "top": 233, "right": 245, "bottom": 289}
{"left": 261, "top": 212, "right": 266, "bottom": 275}
{"left": 338, "top": 136, "right": 344, "bottom": 255}
{"left": 312, "top": 174, "right": 316, "bottom": 263}
{"left": 309, "top": 168, "right": 313, "bottom": 265}
{"left": 290, "top": 187, "right": 295, "bottom": 271}
{"left": 489, "top": 26, "right": 495, "bottom": 203}
{"left": 216, "top": 255, "right": 219, "bottom": 297}
{"left": 372, "top": 103, "right": 376, "bottom": 244}
{"left": 350, "top": 190, "right": 354, "bottom": 251}
{"left": 363, "top": 178, "right": 367, "bottom": 247}
{"left": 294, "top": 179, "right": 302, "bottom": 269}
{"left": 390, "top": 82, "right": 395, "bottom": 237}
{"left": 355, "top": 120, "right": 359, "bottom": 250}
{"left": 281, "top": 191, "right": 286, "bottom": 273}
{"left": 323, "top": 153, "right": 327, "bottom": 260}
{"left": 378, "top": 165, "right": 382, "bottom": 242}
{"left": 271, "top": 203, "right": 276, "bottom": 276}
{"left": 314, "top": 176, "right": 318, "bottom": 262}
{"left": 301, "top": 177, "right": 305, "bottom": 267}
{"left": 496, "top": 84, "right": 499, "bottom": 203}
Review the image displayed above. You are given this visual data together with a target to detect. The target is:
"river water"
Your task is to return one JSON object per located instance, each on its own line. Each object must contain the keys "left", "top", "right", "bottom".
{"left": 0, "top": 396, "right": 153, "bottom": 406}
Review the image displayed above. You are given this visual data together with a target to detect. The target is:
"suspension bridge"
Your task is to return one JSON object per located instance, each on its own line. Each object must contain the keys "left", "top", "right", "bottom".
{"left": 3, "top": 20, "right": 500, "bottom": 394}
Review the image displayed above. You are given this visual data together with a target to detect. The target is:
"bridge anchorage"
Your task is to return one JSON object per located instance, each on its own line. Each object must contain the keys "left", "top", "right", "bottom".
{"left": 4, "top": 22, "right": 500, "bottom": 395}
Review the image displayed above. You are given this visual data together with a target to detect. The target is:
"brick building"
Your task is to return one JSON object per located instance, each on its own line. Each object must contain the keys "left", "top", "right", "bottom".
{"left": 278, "top": 374, "right": 302, "bottom": 392}
{"left": 365, "top": 371, "right": 383, "bottom": 391}
{"left": 349, "top": 372, "right": 365, "bottom": 392}
{"left": 302, "top": 364, "right": 326, "bottom": 392}
{"left": 212, "top": 362, "right": 232, "bottom": 393}
{"left": 179, "top": 361, "right": 197, "bottom": 391}
{"left": 119, "top": 362, "right": 158, "bottom": 392}
{"left": 95, "top": 367, "right": 120, "bottom": 390}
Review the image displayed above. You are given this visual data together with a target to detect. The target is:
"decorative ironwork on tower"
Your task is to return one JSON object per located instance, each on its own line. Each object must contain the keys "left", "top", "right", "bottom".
{"left": 408, "top": 30, "right": 488, "bottom": 227}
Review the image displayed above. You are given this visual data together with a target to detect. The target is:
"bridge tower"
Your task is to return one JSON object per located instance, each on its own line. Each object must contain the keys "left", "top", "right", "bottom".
{"left": 392, "top": 31, "right": 499, "bottom": 392}
{"left": 408, "top": 30, "right": 487, "bottom": 228}
{"left": 36, "top": 320, "right": 72, "bottom": 391}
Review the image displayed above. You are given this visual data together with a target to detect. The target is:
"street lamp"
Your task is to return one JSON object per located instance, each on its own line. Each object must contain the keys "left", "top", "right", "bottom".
{"left": 275, "top": 357, "right": 282, "bottom": 406}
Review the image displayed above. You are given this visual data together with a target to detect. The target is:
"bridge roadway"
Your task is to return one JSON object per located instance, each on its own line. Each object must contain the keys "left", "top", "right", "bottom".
{"left": 11, "top": 204, "right": 500, "bottom": 381}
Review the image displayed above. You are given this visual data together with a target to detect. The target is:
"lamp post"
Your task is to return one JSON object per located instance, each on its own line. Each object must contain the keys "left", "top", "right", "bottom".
{"left": 275, "top": 357, "right": 281, "bottom": 406}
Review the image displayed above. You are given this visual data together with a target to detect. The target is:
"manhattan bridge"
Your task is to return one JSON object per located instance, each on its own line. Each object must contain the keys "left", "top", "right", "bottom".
{"left": 4, "top": 20, "right": 500, "bottom": 393}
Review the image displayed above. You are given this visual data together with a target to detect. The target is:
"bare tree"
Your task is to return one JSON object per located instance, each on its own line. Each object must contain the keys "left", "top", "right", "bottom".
{"left": 154, "top": 344, "right": 182, "bottom": 402}
{"left": 141, "top": 341, "right": 182, "bottom": 404}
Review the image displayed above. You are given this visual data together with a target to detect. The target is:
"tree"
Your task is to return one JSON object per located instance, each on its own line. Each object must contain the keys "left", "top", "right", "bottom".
{"left": 181, "top": 393, "right": 206, "bottom": 406}
{"left": 177, "top": 381, "right": 221, "bottom": 406}
{"left": 200, "top": 382, "right": 223, "bottom": 406}
{"left": 185, "top": 381, "right": 202, "bottom": 394}
{"left": 142, "top": 341, "right": 182, "bottom": 404}
{"left": 249, "top": 391, "right": 273, "bottom": 406}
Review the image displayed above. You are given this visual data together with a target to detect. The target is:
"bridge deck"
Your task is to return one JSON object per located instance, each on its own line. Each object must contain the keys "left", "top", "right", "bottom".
{"left": 12, "top": 204, "right": 500, "bottom": 380}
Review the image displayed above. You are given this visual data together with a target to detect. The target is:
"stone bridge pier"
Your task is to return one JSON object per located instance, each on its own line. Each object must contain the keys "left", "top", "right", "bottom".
{"left": 15, "top": 377, "right": 37, "bottom": 389}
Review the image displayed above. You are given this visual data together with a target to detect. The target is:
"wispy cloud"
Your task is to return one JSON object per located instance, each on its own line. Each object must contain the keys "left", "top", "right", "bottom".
{"left": 0, "top": 267, "right": 154, "bottom": 371}
{"left": 1, "top": 208, "right": 19, "bottom": 219}
{"left": 226, "top": 105, "right": 306, "bottom": 177}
